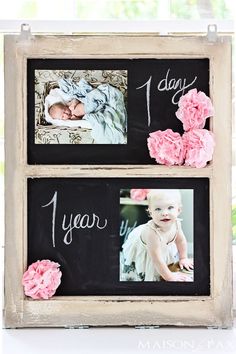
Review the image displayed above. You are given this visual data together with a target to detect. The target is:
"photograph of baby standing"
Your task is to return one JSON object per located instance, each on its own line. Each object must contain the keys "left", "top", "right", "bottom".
{"left": 120, "top": 189, "right": 194, "bottom": 282}
{"left": 34, "top": 69, "right": 127, "bottom": 144}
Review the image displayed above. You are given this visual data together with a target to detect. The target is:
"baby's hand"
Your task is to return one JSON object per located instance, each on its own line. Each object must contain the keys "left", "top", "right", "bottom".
{"left": 179, "top": 258, "right": 194, "bottom": 271}
{"left": 70, "top": 115, "right": 82, "bottom": 120}
{"left": 166, "top": 272, "right": 192, "bottom": 282}
{"left": 68, "top": 99, "right": 79, "bottom": 110}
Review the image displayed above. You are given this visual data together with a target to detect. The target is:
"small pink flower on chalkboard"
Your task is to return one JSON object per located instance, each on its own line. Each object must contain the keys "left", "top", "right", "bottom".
{"left": 183, "top": 129, "right": 215, "bottom": 168}
{"left": 130, "top": 189, "right": 150, "bottom": 201}
{"left": 147, "top": 129, "right": 186, "bottom": 166}
{"left": 175, "top": 88, "right": 214, "bottom": 131}
{"left": 22, "top": 260, "right": 62, "bottom": 299}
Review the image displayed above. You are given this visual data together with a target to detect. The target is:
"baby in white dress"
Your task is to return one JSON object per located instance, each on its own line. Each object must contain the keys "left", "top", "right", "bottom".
{"left": 121, "top": 189, "right": 193, "bottom": 282}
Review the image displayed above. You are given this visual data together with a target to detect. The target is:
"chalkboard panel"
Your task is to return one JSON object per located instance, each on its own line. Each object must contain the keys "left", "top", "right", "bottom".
{"left": 27, "top": 58, "right": 209, "bottom": 164}
{"left": 28, "top": 177, "right": 210, "bottom": 296}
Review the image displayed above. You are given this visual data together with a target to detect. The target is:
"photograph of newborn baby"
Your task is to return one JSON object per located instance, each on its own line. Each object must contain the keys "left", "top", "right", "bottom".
{"left": 34, "top": 70, "right": 127, "bottom": 144}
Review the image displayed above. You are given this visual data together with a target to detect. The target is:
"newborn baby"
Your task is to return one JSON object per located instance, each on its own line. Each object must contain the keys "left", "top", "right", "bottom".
{"left": 49, "top": 99, "right": 85, "bottom": 120}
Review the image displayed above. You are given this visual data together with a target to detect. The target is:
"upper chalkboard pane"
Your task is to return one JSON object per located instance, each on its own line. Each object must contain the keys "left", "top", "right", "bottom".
{"left": 28, "top": 58, "right": 209, "bottom": 164}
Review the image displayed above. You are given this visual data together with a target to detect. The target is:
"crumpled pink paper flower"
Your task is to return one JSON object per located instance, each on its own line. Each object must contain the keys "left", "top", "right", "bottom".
{"left": 147, "top": 129, "right": 186, "bottom": 166}
{"left": 182, "top": 129, "right": 215, "bottom": 168}
{"left": 176, "top": 88, "right": 214, "bottom": 131}
{"left": 22, "top": 260, "right": 62, "bottom": 299}
{"left": 130, "top": 189, "right": 150, "bottom": 201}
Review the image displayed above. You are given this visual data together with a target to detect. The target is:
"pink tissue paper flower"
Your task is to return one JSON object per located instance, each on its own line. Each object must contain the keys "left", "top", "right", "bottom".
{"left": 176, "top": 88, "right": 214, "bottom": 131}
{"left": 183, "top": 129, "right": 215, "bottom": 168}
{"left": 147, "top": 129, "right": 186, "bottom": 166}
{"left": 130, "top": 189, "right": 150, "bottom": 201}
{"left": 22, "top": 260, "right": 62, "bottom": 299}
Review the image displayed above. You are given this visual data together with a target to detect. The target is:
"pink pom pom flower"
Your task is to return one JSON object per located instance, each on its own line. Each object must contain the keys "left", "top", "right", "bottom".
{"left": 22, "top": 260, "right": 62, "bottom": 300}
{"left": 147, "top": 129, "right": 186, "bottom": 166}
{"left": 176, "top": 88, "right": 214, "bottom": 131}
{"left": 130, "top": 189, "right": 150, "bottom": 201}
{"left": 183, "top": 129, "right": 215, "bottom": 168}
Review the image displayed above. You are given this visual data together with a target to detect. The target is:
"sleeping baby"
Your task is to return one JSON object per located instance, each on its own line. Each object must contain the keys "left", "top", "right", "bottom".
{"left": 48, "top": 99, "right": 85, "bottom": 120}
{"left": 45, "top": 78, "right": 127, "bottom": 144}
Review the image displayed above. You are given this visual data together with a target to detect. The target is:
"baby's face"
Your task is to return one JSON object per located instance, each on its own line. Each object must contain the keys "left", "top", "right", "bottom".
{"left": 149, "top": 196, "right": 180, "bottom": 228}
{"left": 52, "top": 105, "right": 72, "bottom": 120}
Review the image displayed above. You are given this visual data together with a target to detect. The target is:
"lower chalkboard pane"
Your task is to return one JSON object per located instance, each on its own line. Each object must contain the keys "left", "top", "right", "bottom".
{"left": 27, "top": 177, "right": 210, "bottom": 296}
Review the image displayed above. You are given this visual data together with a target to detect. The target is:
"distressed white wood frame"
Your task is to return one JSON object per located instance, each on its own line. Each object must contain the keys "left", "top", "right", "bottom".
{"left": 4, "top": 34, "right": 232, "bottom": 328}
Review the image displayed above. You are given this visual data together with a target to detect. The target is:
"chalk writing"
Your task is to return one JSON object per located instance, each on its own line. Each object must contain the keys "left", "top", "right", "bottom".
{"left": 136, "top": 76, "right": 152, "bottom": 127}
{"left": 42, "top": 191, "right": 108, "bottom": 247}
{"left": 136, "top": 69, "right": 197, "bottom": 126}
{"left": 120, "top": 219, "right": 138, "bottom": 241}
{"left": 157, "top": 68, "right": 197, "bottom": 104}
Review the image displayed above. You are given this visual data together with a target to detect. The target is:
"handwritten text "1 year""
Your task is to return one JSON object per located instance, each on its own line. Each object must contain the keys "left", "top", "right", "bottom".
{"left": 42, "top": 191, "right": 108, "bottom": 247}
